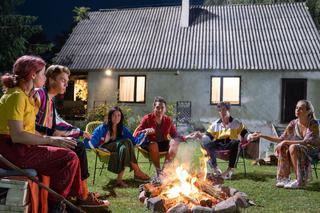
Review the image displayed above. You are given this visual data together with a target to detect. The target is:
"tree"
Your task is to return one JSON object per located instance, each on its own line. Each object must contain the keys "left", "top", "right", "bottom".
{"left": 73, "top": 6, "right": 91, "bottom": 23}
{"left": 307, "top": 0, "right": 320, "bottom": 28}
{"left": 0, "top": 0, "right": 52, "bottom": 72}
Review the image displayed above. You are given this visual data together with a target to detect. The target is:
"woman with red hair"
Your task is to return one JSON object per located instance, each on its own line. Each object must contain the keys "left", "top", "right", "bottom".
{"left": 0, "top": 55, "right": 87, "bottom": 212}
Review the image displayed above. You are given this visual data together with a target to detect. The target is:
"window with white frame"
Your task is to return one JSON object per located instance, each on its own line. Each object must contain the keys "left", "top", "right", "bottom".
{"left": 118, "top": 75, "right": 146, "bottom": 103}
{"left": 211, "top": 76, "right": 240, "bottom": 105}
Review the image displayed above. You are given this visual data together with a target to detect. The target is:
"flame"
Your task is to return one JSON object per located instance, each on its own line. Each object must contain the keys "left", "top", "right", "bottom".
{"left": 164, "top": 166, "right": 199, "bottom": 199}
{"left": 200, "top": 148, "right": 210, "bottom": 181}
{"left": 156, "top": 144, "right": 225, "bottom": 210}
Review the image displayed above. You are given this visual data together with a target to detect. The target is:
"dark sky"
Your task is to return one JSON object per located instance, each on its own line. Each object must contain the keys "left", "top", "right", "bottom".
{"left": 17, "top": 0, "right": 203, "bottom": 41}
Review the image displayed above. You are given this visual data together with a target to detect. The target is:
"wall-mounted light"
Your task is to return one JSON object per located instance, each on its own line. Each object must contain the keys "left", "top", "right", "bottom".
{"left": 105, "top": 69, "right": 112, "bottom": 76}
{"left": 175, "top": 70, "right": 180, "bottom": 75}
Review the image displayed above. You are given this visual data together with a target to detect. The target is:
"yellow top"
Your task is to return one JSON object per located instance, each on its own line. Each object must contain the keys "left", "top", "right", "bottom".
{"left": 0, "top": 87, "right": 36, "bottom": 135}
{"left": 206, "top": 117, "right": 247, "bottom": 141}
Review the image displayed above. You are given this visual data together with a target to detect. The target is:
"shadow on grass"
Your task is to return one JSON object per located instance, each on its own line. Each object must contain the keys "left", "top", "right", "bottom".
{"left": 303, "top": 181, "right": 320, "bottom": 192}
{"left": 100, "top": 178, "right": 144, "bottom": 198}
{"left": 231, "top": 171, "right": 276, "bottom": 182}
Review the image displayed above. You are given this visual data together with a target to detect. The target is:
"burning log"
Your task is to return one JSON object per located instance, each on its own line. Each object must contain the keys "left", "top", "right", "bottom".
{"left": 179, "top": 193, "right": 199, "bottom": 205}
{"left": 194, "top": 180, "right": 228, "bottom": 201}
{"left": 162, "top": 197, "right": 179, "bottom": 210}
{"left": 144, "top": 183, "right": 162, "bottom": 197}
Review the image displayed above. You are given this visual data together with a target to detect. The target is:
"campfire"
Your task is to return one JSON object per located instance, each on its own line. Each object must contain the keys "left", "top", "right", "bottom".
{"left": 138, "top": 148, "right": 251, "bottom": 212}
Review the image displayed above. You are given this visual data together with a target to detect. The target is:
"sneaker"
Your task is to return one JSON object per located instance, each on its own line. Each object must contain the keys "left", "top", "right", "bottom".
{"left": 284, "top": 180, "right": 301, "bottom": 189}
{"left": 221, "top": 170, "right": 233, "bottom": 180}
{"left": 275, "top": 178, "right": 290, "bottom": 188}
{"left": 151, "top": 175, "right": 162, "bottom": 186}
{"left": 213, "top": 166, "right": 222, "bottom": 176}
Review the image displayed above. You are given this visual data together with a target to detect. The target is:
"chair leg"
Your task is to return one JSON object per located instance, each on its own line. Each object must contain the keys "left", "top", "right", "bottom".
{"left": 313, "top": 163, "right": 318, "bottom": 179}
{"left": 242, "top": 149, "right": 247, "bottom": 176}
{"left": 99, "top": 162, "right": 105, "bottom": 176}
{"left": 93, "top": 153, "right": 98, "bottom": 185}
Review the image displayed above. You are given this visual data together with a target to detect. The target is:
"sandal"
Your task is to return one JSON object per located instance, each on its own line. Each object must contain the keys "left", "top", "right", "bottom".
{"left": 78, "top": 192, "right": 110, "bottom": 207}
{"left": 115, "top": 180, "right": 128, "bottom": 188}
{"left": 88, "top": 191, "right": 101, "bottom": 198}
{"left": 134, "top": 173, "right": 150, "bottom": 183}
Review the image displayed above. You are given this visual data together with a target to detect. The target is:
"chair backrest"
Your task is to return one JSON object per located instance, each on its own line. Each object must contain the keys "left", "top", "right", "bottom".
{"left": 85, "top": 121, "right": 103, "bottom": 134}
{"left": 176, "top": 101, "right": 191, "bottom": 123}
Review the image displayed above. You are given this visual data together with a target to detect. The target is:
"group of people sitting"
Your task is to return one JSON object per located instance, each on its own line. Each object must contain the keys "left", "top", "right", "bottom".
{"left": 0, "top": 55, "right": 319, "bottom": 212}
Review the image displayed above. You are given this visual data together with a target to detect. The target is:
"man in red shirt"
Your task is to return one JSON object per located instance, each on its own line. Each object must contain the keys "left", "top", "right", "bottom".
{"left": 134, "top": 96, "right": 187, "bottom": 176}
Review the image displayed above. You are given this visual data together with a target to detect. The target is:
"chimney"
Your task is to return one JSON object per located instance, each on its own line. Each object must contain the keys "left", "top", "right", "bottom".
{"left": 180, "top": 0, "right": 190, "bottom": 28}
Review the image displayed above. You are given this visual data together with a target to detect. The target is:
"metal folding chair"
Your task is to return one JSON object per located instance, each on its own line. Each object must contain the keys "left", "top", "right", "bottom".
{"left": 85, "top": 121, "right": 111, "bottom": 185}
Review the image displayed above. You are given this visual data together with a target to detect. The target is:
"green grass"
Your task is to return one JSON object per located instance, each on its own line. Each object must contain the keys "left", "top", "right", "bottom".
{"left": 85, "top": 142, "right": 320, "bottom": 213}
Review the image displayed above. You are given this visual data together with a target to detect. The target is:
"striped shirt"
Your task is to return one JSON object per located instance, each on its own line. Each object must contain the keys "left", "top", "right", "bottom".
{"left": 206, "top": 117, "right": 251, "bottom": 142}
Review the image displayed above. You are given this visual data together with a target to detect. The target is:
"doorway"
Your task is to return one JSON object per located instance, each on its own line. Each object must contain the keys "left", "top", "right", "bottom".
{"left": 281, "top": 79, "right": 307, "bottom": 123}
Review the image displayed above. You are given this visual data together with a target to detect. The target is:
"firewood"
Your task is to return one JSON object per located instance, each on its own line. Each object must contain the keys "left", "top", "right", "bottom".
{"left": 206, "top": 199, "right": 213, "bottom": 208}
{"left": 179, "top": 193, "right": 199, "bottom": 205}
{"left": 143, "top": 183, "right": 162, "bottom": 197}
{"left": 161, "top": 197, "right": 179, "bottom": 210}
{"left": 200, "top": 199, "right": 207, "bottom": 207}
{"left": 195, "top": 180, "right": 227, "bottom": 201}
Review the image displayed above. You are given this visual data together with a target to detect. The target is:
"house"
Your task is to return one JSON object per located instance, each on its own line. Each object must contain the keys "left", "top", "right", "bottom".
{"left": 54, "top": 1, "right": 320, "bottom": 157}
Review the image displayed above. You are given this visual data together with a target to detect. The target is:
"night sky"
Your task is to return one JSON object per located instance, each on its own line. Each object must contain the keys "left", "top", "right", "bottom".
{"left": 17, "top": 0, "right": 204, "bottom": 41}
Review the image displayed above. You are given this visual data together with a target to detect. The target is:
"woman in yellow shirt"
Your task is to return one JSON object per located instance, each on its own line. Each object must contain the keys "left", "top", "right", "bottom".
{"left": 0, "top": 55, "right": 86, "bottom": 212}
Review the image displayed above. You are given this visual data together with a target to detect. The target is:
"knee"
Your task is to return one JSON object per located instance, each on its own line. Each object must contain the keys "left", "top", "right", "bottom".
{"left": 201, "top": 135, "right": 211, "bottom": 148}
{"left": 66, "top": 151, "right": 80, "bottom": 165}
{"left": 289, "top": 144, "right": 299, "bottom": 154}
{"left": 278, "top": 142, "right": 288, "bottom": 151}
{"left": 169, "top": 144, "right": 178, "bottom": 153}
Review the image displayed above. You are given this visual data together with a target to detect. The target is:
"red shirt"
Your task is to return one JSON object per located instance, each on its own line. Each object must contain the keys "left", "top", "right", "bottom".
{"left": 134, "top": 113, "right": 185, "bottom": 142}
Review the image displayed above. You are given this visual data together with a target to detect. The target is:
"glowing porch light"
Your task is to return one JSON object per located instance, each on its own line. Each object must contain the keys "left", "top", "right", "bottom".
{"left": 105, "top": 69, "right": 112, "bottom": 76}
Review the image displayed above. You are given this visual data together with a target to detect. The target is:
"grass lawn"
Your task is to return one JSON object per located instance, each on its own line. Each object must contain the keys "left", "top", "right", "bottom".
{"left": 85, "top": 142, "right": 320, "bottom": 213}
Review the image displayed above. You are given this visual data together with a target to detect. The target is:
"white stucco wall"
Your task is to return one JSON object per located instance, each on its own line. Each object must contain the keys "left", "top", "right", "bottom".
{"left": 88, "top": 70, "right": 320, "bottom": 121}
{"left": 87, "top": 70, "right": 320, "bottom": 157}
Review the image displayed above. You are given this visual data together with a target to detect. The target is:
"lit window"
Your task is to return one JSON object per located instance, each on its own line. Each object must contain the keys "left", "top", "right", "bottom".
{"left": 211, "top": 77, "right": 240, "bottom": 105}
{"left": 119, "top": 76, "right": 146, "bottom": 103}
{"left": 74, "top": 79, "right": 88, "bottom": 101}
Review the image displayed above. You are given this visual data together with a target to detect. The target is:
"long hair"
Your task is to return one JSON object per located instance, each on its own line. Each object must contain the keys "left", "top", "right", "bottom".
{"left": 1, "top": 55, "right": 46, "bottom": 89}
{"left": 106, "top": 106, "right": 124, "bottom": 138}
{"left": 297, "top": 100, "right": 316, "bottom": 121}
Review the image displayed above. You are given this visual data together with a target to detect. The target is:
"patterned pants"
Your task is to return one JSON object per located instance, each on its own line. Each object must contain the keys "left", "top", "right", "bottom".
{"left": 276, "top": 143, "right": 311, "bottom": 185}
{"left": 0, "top": 135, "right": 83, "bottom": 203}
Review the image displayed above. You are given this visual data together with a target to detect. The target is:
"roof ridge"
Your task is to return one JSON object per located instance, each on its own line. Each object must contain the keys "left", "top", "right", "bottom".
{"left": 91, "top": 2, "right": 305, "bottom": 13}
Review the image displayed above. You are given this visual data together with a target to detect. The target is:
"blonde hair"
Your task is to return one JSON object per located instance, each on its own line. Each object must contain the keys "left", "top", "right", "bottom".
{"left": 297, "top": 100, "right": 316, "bottom": 120}
{"left": 45, "top": 65, "right": 70, "bottom": 88}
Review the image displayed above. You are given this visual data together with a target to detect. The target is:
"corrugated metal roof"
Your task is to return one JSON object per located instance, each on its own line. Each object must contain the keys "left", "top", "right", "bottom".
{"left": 54, "top": 3, "right": 320, "bottom": 71}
